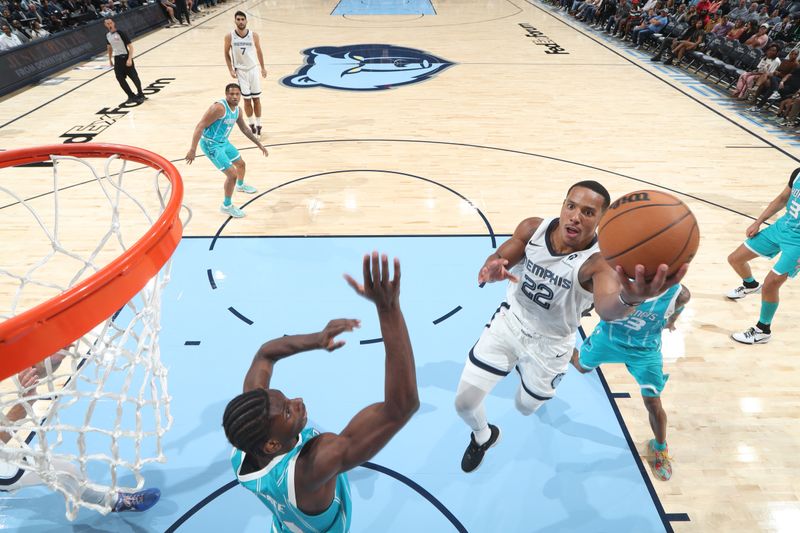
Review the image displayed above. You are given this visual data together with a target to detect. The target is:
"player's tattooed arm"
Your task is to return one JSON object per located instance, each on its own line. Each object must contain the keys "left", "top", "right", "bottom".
{"left": 478, "top": 217, "right": 542, "bottom": 284}
{"left": 235, "top": 112, "right": 268, "bottom": 157}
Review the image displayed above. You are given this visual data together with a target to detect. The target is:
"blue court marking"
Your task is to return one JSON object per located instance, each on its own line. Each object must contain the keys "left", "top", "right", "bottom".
{"left": 0, "top": 236, "right": 669, "bottom": 532}
{"left": 332, "top": 0, "right": 436, "bottom": 15}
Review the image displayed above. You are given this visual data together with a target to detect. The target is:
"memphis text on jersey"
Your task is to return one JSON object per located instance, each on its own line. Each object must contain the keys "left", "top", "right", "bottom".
{"left": 60, "top": 78, "right": 174, "bottom": 143}
{"left": 525, "top": 259, "right": 572, "bottom": 289}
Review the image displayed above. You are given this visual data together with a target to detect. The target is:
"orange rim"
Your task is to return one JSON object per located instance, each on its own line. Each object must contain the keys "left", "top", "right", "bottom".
{"left": 0, "top": 144, "right": 183, "bottom": 381}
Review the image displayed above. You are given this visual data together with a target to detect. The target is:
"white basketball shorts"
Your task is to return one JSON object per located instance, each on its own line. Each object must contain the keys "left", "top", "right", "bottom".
{"left": 236, "top": 67, "right": 261, "bottom": 99}
{"left": 460, "top": 303, "right": 574, "bottom": 400}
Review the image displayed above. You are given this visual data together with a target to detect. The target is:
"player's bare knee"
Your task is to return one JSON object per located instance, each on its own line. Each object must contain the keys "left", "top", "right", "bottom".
{"left": 763, "top": 272, "right": 787, "bottom": 292}
{"left": 515, "top": 390, "right": 543, "bottom": 416}
{"left": 642, "top": 395, "right": 662, "bottom": 413}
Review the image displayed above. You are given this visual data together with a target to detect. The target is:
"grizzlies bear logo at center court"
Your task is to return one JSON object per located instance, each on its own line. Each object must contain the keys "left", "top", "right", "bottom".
{"left": 282, "top": 44, "right": 453, "bottom": 91}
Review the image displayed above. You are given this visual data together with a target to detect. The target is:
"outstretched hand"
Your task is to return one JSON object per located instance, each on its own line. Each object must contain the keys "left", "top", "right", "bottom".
{"left": 318, "top": 319, "right": 361, "bottom": 352}
{"left": 616, "top": 263, "right": 689, "bottom": 305}
{"left": 478, "top": 257, "right": 519, "bottom": 284}
{"left": 344, "top": 251, "right": 401, "bottom": 310}
{"left": 16, "top": 366, "right": 39, "bottom": 398}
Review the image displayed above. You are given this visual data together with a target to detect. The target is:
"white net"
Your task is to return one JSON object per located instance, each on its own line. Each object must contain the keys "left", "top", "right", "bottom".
{"left": 0, "top": 152, "right": 184, "bottom": 520}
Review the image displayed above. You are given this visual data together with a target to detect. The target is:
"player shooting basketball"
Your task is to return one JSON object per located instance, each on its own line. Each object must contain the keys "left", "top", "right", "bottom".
{"left": 222, "top": 252, "right": 418, "bottom": 532}
{"left": 453, "top": 181, "right": 689, "bottom": 473}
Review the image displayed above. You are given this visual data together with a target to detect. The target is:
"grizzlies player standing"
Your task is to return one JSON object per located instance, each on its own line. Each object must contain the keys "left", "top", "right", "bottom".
{"left": 454, "top": 181, "right": 689, "bottom": 473}
{"left": 726, "top": 168, "right": 800, "bottom": 344}
{"left": 223, "top": 252, "right": 419, "bottom": 532}
{"left": 185, "top": 83, "right": 267, "bottom": 218}
{"left": 573, "top": 284, "right": 691, "bottom": 481}
{"left": 224, "top": 11, "right": 267, "bottom": 136}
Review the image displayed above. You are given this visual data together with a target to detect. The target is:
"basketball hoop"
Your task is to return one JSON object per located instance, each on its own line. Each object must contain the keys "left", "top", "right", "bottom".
{"left": 0, "top": 144, "right": 183, "bottom": 380}
{"left": 0, "top": 144, "right": 185, "bottom": 519}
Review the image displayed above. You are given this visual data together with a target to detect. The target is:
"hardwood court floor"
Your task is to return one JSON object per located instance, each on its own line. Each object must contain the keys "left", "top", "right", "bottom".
{"left": 1, "top": 0, "right": 799, "bottom": 531}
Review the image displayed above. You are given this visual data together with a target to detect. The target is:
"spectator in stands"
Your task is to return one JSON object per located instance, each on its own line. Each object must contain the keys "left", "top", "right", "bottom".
{"left": 727, "top": 18, "right": 748, "bottom": 39}
{"left": 733, "top": 43, "right": 781, "bottom": 98}
{"left": 29, "top": 19, "right": 49, "bottom": 38}
{"left": 712, "top": 14, "right": 734, "bottom": 35}
{"left": 0, "top": 9, "right": 10, "bottom": 29}
{"left": 778, "top": 92, "right": 800, "bottom": 126}
{"left": 592, "top": 0, "right": 617, "bottom": 28}
{"left": 739, "top": 19, "right": 759, "bottom": 42}
{"left": 664, "top": 17, "right": 707, "bottom": 64}
{"left": 10, "top": 19, "right": 29, "bottom": 42}
{"left": 99, "top": 2, "right": 115, "bottom": 17}
{"left": 605, "top": 0, "right": 631, "bottom": 34}
{"left": 744, "top": 2, "right": 759, "bottom": 22}
{"left": 728, "top": 0, "right": 749, "bottom": 21}
{"left": 767, "top": 8, "right": 783, "bottom": 27}
{"left": 745, "top": 23, "right": 770, "bottom": 48}
{"left": 631, "top": 7, "right": 668, "bottom": 47}
{"left": 22, "top": 1, "right": 43, "bottom": 21}
{"left": 752, "top": 48, "right": 799, "bottom": 102}
{"left": 40, "top": 0, "right": 62, "bottom": 18}
{"left": 159, "top": 0, "right": 179, "bottom": 25}
{"left": 0, "top": 23, "right": 22, "bottom": 50}
{"left": 46, "top": 13, "right": 64, "bottom": 32}
{"left": 751, "top": 63, "right": 800, "bottom": 110}
{"left": 79, "top": 0, "right": 99, "bottom": 17}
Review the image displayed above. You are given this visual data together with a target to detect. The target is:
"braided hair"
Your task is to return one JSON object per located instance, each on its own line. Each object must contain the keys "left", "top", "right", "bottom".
{"left": 222, "top": 388, "right": 272, "bottom": 456}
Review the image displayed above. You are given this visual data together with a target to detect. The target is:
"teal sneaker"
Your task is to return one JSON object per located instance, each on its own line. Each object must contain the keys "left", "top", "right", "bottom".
{"left": 646, "top": 439, "right": 672, "bottom": 481}
{"left": 220, "top": 203, "right": 245, "bottom": 218}
{"left": 235, "top": 183, "right": 258, "bottom": 194}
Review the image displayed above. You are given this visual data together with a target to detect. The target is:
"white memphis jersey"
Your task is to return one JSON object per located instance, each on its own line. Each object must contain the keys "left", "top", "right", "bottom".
{"left": 230, "top": 29, "right": 258, "bottom": 70}
{"left": 506, "top": 218, "right": 598, "bottom": 339}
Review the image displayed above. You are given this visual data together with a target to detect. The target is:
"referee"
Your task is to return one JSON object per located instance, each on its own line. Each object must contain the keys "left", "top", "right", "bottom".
{"left": 104, "top": 18, "right": 146, "bottom": 105}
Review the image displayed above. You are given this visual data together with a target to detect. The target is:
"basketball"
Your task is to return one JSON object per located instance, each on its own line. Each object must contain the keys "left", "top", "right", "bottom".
{"left": 597, "top": 190, "right": 699, "bottom": 280}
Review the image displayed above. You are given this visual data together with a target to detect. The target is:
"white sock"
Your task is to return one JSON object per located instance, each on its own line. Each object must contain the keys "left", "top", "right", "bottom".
{"left": 248, "top": 115, "right": 255, "bottom": 126}
{"left": 254, "top": 116, "right": 261, "bottom": 127}
{"left": 473, "top": 425, "right": 491, "bottom": 445}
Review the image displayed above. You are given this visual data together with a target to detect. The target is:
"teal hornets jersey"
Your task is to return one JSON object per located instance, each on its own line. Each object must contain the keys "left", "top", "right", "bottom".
{"left": 231, "top": 427, "right": 352, "bottom": 533}
{"left": 202, "top": 99, "right": 239, "bottom": 144}
{"left": 593, "top": 284, "right": 682, "bottom": 352}
{"left": 777, "top": 169, "right": 800, "bottom": 237}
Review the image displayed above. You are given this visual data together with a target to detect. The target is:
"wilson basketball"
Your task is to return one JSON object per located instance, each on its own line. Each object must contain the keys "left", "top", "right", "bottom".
{"left": 597, "top": 190, "right": 699, "bottom": 280}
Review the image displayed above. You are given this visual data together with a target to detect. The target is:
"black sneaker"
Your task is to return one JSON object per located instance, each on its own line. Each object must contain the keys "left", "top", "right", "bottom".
{"left": 461, "top": 424, "right": 501, "bottom": 473}
{"left": 256, "top": 125, "right": 262, "bottom": 137}
{"left": 250, "top": 124, "right": 257, "bottom": 135}
{"left": 135, "top": 95, "right": 146, "bottom": 104}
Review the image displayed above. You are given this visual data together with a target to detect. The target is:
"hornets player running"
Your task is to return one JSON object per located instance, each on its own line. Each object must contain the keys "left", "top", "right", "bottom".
{"left": 726, "top": 168, "right": 800, "bottom": 344}
{"left": 224, "top": 11, "right": 267, "bottom": 136}
{"left": 223, "top": 252, "right": 418, "bottom": 532}
{"left": 572, "top": 284, "right": 691, "bottom": 481}
{"left": 185, "top": 83, "right": 267, "bottom": 218}
{"left": 454, "top": 181, "right": 689, "bottom": 473}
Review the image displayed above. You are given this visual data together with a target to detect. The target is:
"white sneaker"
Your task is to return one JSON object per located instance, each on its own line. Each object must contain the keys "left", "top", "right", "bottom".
{"left": 235, "top": 183, "right": 257, "bottom": 194}
{"left": 726, "top": 284, "right": 761, "bottom": 300}
{"left": 731, "top": 327, "right": 771, "bottom": 345}
{"left": 220, "top": 203, "right": 245, "bottom": 218}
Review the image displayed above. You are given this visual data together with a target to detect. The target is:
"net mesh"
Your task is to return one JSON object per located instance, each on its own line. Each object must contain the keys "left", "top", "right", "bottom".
{"left": 0, "top": 153, "right": 181, "bottom": 520}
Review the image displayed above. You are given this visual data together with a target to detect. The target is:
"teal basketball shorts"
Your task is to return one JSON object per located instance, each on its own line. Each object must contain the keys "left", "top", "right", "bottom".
{"left": 744, "top": 223, "right": 800, "bottom": 278}
{"left": 579, "top": 332, "right": 668, "bottom": 398}
{"left": 199, "top": 139, "right": 241, "bottom": 171}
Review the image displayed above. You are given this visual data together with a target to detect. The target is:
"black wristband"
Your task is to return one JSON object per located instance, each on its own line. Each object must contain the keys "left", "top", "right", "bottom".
{"left": 618, "top": 293, "right": 643, "bottom": 308}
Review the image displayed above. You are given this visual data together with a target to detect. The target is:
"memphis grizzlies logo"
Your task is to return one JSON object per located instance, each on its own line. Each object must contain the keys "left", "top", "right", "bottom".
{"left": 281, "top": 44, "right": 453, "bottom": 91}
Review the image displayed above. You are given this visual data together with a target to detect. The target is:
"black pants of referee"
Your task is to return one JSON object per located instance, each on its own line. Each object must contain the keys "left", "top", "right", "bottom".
{"left": 113, "top": 54, "right": 144, "bottom": 100}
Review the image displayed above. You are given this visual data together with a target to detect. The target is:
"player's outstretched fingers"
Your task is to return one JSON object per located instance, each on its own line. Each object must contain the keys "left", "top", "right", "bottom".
{"left": 371, "top": 251, "right": 380, "bottom": 287}
{"left": 393, "top": 257, "right": 401, "bottom": 287}
{"left": 380, "top": 253, "right": 389, "bottom": 288}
